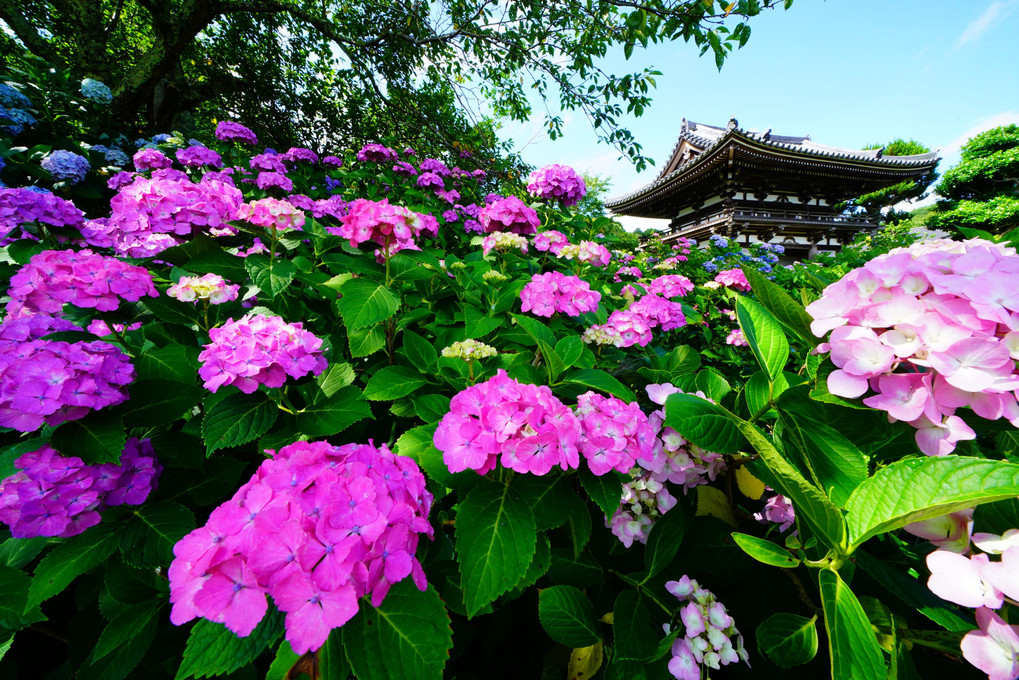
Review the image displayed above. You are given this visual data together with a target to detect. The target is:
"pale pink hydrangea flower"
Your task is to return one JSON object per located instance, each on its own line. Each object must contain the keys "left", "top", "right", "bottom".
{"left": 237, "top": 197, "right": 306, "bottom": 232}
{"left": 481, "top": 231, "right": 529, "bottom": 256}
{"left": 168, "top": 274, "right": 240, "bottom": 305}
{"left": 575, "top": 391, "right": 656, "bottom": 476}
{"left": 665, "top": 575, "right": 749, "bottom": 679}
{"left": 961, "top": 607, "right": 1019, "bottom": 680}
{"left": 904, "top": 508, "right": 974, "bottom": 553}
{"left": 754, "top": 491, "right": 795, "bottom": 532}
{"left": 560, "top": 241, "right": 612, "bottom": 267}
{"left": 726, "top": 328, "right": 748, "bottom": 346}
{"left": 647, "top": 274, "right": 695, "bottom": 298}
{"left": 329, "top": 198, "right": 437, "bottom": 253}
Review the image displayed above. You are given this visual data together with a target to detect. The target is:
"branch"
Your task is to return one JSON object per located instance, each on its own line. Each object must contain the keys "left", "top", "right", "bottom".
{"left": 0, "top": 4, "right": 62, "bottom": 65}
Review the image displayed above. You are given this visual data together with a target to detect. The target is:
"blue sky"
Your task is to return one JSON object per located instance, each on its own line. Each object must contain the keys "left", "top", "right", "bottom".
{"left": 499, "top": 0, "right": 1019, "bottom": 229}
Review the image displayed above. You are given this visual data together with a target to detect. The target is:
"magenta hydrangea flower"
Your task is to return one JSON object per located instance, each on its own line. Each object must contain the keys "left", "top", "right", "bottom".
{"left": 132, "top": 147, "right": 173, "bottom": 171}
{"left": 0, "top": 439, "right": 160, "bottom": 538}
{"left": 725, "top": 328, "right": 748, "bottom": 346}
{"left": 560, "top": 241, "right": 612, "bottom": 267}
{"left": 648, "top": 274, "right": 695, "bottom": 298}
{"left": 526, "top": 164, "right": 587, "bottom": 207}
{"left": 250, "top": 152, "right": 286, "bottom": 173}
{"left": 237, "top": 197, "right": 305, "bottom": 232}
{"left": 197, "top": 313, "right": 327, "bottom": 393}
{"left": 614, "top": 266, "right": 642, "bottom": 282}
{"left": 576, "top": 391, "right": 655, "bottom": 476}
{"left": 168, "top": 439, "right": 432, "bottom": 654}
{"left": 629, "top": 294, "right": 687, "bottom": 331}
{"left": 584, "top": 310, "right": 652, "bottom": 348}
{"left": 433, "top": 369, "right": 581, "bottom": 476}
{"left": 168, "top": 273, "right": 240, "bottom": 305}
{"left": 215, "top": 121, "right": 258, "bottom": 146}
{"left": 520, "top": 271, "right": 600, "bottom": 318}
{"left": 356, "top": 144, "right": 398, "bottom": 163}
{"left": 479, "top": 196, "right": 540, "bottom": 235}
{"left": 254, "top": 171, "right": 294, "bottom": 192}
{"left": 0, "top": 315, "right": 135, "bottom": 431}
{"left": 714, "top": 268, "right": 751, "bottom": 292}
{"left": 282, "top": 147, "right": 319, "bottom": 165}
{"left": 330, "top": 198, "right": 437, "bottom": 253}
{"left": 416, "top": 171, "right": 444, "bottom": 190}
{"left": 393, "top": 161, "right": 417, "bottom": 176}
{"left": 322, "top": 155, "right": 343, "bottom": 168}
{"left": 5, "top": 248, "right": 157, "bottom": 318}
{"left": 176, "top": 145, "right": 223, "bottom": 169}
{"left": 0, "top": 188, "right": 85, "bottom": 243}
{"left": 532, "top": 230, "right": 570, "bottom": 256}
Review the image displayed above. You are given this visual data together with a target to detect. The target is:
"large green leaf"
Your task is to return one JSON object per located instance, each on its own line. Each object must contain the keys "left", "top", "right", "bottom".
{"left": 538, "top": 585, "right": 601, "bottom": 648}
{"left": 119, "top": 501, "right": 196, "bottom": 566}
{"left": 644, "top": 505, "right": 686, "bottom": 578}
{"left": 779, "top": 413, "right": 868, "bottom": 507}
{"left": 742, "top": 267, "right": 817, "bottom": 345}
{"left": 578, "top": 467, "right": 625, "bottom": 519}
{"left": 736, "top": 295, "right": 789, "bottom": 382}
{"left": 93, "top": 601, "right": 162, "bottom": 662}
{"left": 50, "top": 411, "right": 126, "bottom": 464}
{"left": 318, "top": 362, "right": 356, "bottom": 397}
{"left": 515, "top": 475, "right": 576, "bottom": 531}
{"left": 0, "top": 564, "right": 44, "bottom": 630}
{"left": 731, "top": 532, "right": 800, "bottom": 568}
{"left": 296, "top": 386, "right": 373, "bottom": 437}
{"left": 364, "top": 365, "right": 429, "bottom": 401}
{"left": 555, "top": 336, "right": 585, "bottom": 369}
{"left": 343, "top": 582, "right": 453, "bottom": 680}
{"left": 401, "top": 330, "right": 438, "bottom": 370}
{"left": 612, "top": 590, "right": 657, "bottom": 662}
{"left": 563, "top": 368, "right": 635, "bottom": 402}
{"left": 143, "top": 295, "right": 200, "bottom": 325}
{"left": 245, "top": 253, "right": 297, "bottom": 299}
{"left": 29, "top": 523, "right": 120, "bottom": 608}
{"left": 509, "top": 312, "right": 556, "bottom": 347}
{"left": 819, "top": 569, "right": 886, "bottom": 680}
{"left": 348, "top": 324, "right": 387, "bottom": 357}
{"left": 337, "top": 279, "right": 401, "bottom": 329}
{"left": 175, "top": 611, "right": 283, "bottom": 680}
{"left": 119, "top": 379, "right": 205, "bottom": 428}
{"left": 664, "top": 392, "right": 746, "bottom": 454}
{"left": 136, "top": 345, "right": 199, "bottom": 383}
{"left": 201, "top": 391, "right": 278, "bottom": 454}
{"left": 756, "top": 613, "right": 818, "bottom": 668}
{"left": 455, "top": 481, "right": 536, "bottom": 617}
{"left": 845, "top": 456, "right": 1019, "bottom": 549}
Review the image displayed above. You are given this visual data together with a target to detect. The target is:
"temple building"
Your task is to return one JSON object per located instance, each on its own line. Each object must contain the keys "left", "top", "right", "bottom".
{"left": 606, "top": 118, "right": 940, "bottom": 258}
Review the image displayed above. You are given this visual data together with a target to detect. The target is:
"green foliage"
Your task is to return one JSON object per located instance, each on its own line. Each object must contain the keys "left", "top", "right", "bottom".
{"left": 932, "top": 124, "right": 1019, "bottom": 233}
{"left": 756, "top": 613, "right": 819, "bottom": 668}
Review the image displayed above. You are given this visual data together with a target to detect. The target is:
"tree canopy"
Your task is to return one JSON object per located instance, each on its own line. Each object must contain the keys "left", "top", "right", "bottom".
{"left": 0, "top": 0, "right": 792, "bottom": 165}
{"left": 845, "top": 138, "right": 938, "bottom": 224}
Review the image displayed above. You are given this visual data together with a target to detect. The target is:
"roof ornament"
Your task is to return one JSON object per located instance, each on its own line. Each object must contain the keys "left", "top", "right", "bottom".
{"left": 727, "top": 117, "right": 738, "bottom": 131}
{"left": 761, "top": 127, "right": 772, "bottom": 141}
{"left": 875, "top": 147, "right": 885, "bottom": 159}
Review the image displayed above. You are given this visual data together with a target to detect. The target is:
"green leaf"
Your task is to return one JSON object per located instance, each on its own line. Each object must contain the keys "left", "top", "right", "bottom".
{"left": 562, "top": 368, "right": 635, "bottom": 402}
{"left": 736, "top": 295, "right": 789, "bottom": 382}
{"left": 265, "top": 641, "right": 302, "bottom": 680}
{"left": 644, "top": 505, "right": 686, "bottom": 578}
{"left": 731, "top": 532, "right": 800, "bottom": 568}
{"left": 509, "top": 313, "right": 556, "bottom": 347}
{"left": 318, "top": 362, "right": 356, "bottom": 397}
{"left": 202, "top": 391, "right": 278, "bottom": 454}
{"left": 612, "top": 590, "right": 658, "bottom": 662}
{"left": 136, "top": 344, "right": 199, "bottom": 383}
{"left": 757, "top": 613, "right": 819, "bottom": 668}
{"left": 744, "top": 370, "right": 778, "bottom": 417}
{"left": 245, "top": 253, "right": 296, "bottom": 299}
{"left": 142, "top": 295, "right": 200, "bottom": 325}
{"left": 0, "top": 536, "right": 47, "bottom": 569}
{"left": 348, "top": 324, "right": 386, "bottom": 357}
{"left": 514, "top": 533, "right": 551, "bottom": 592}
{"left": 845, "top": 456, "right": 1019, "bottom": 549}
{"left": 819, "top": 569, "right": 886, "bottom": 680}
{"left": 548, "top": 548, "right": 603, "bottom": 588}
{"left": 555, "top": 336, "right": 585, "bottom": 369}
{"left": 742, "top": 267, "right": 817, "bottom": 345}
{"left": 463, "top": 306, "right": 502, "bottom": 338}
{"left": 77, "top": 615, "right": 157, "bottom": 680}
{"left": 455, "top": 481, "right": 536, "bottom": 617}
{"left": 538, "top": 585, "right": 601, "bottom": 648}
{"left": 664, "top": 392, "right": 746, "bottom": 454}
{"left": 394, "top": 424, "right": 476, "bottom": 490}
{"left": 342, "top": 582, "right": 453, "bottom": 680}
{"left": 364, "top": 365, "right": 429, "bottom": 401}
{"left": 401, "top": 330, "right": 438, "bottom": 370}
{"left": 296, "top": 386, "right": 373, "bottom": 437}
{"left": 94, "top": 601, "right": 161, "bottom": 661}
{"left": 578, "top": 467, "right": 624, "bottom": 519}
{"left": 29, "top": 523, "right": 120, "bottom": 608}
{"left": 779, "top": 413, "right": 868, "bottom": 507}
{"left": 337, "top": 279, "right": 400, "bottom": 329}
{"left": 695, "top": 367, "right": 732, "bottom": 403}
{"left": 0, "top": 564, "right": 44, "bottom": 630}
{"left": 120, "top": 501, "right": 196, "bottom": 566}
{"left": 412, "top": 394, "right": 451, "bottom": 423}
{"left": 974, "top": 497, "right": 1019, "bottom": 536}
{"left": 119, "top": 379, "right": 205, "bottom": 428}
{"left": 50, "top": 411, "right": 126, "bottom": 464}
{"left": 176, "top": 611, "right": 283, "bottom": 680}
{"left": 515, "top": 475, "right": 575, "bottom": 531}
{"left": 666, "top": 345, "right": 701, "bottom": 376}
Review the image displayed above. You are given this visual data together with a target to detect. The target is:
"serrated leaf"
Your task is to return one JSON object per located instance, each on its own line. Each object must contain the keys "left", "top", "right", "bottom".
{"left": 176, "top": 611, "right": 283, "bottom": 680}
{"left": 568, "top": 643, "right": 603, "bottom": 680}
{"left": 515, "top": 475, "right": 575, "bottom": 531}
{"left": 612, "top": 591, "right": 657, "bottom": 662}
{"left": 119, "top": 379, "right": 205, "bottom": 427}
{"left": 757, "top": 613, "right": 819, "bottom": 668}
{"left": 342, "top": 582, "right": 452, "bottom": 680}
{"left": 50, "top": 411, "right": 126, "bottom": 464}
{"left": 29, "top": 523, "right": 120, "bottom": 608}
{"left": 0, "top": 564, "right": 44, "bottom": 630}
{"left": 202, "top": 391, "right": 278, "bottom": 454}
{"left": 578, "top": 467, "right": 624, "bottom": 519}
{"left": 514, "top": 533, "right": 551, "bottom": 592}
{"left": 412, "top": 394, "right": 451, "bottom": 423}
{"left": 120, "top": 501, "right": 196, "bottom": 566}
{"left": 364, "top": 365, "right": 429, "bottom": 401}
{"left": 819, "top": 569, "right": 886, "bottom": 680}
{"left": 736, "top": 295, "right": 789, "bottom": 382}
{"left": 296, "top": 385, "right": 372, "bottom": 437}
{"left": 143, "top": 295, "right": 200, "bottom": 325}
{"left": 562, "top": 368, "right": 635, "bottom": 402}
{"left": 556, "top": 336, "right": 584, "bottom": 368}
{"left": 245, "top": 253, "right": 296, "bottom": 299}
{"left": 348, "top": 324, "right": 386, "bottom": 357}
{"left": 845, "top": 456, "right": 1019, "bottom": 549}
{"left": 695, "top": 367, "right": 731, "bottom": 403}
{"left": 538, "top": 585, "right": 601, "bottom": 648}
{"left": 549, "top": 548, "right": 602, "bottom": 588}
{"left": 317, "top": 362, "right": 356, "bottom": 397}
{"left": 136, "top": 344, "right": 199, "bottom": 383}
{"left": 337, "top": 279, "right": 400, "bottom": 329}
{"left": 456, "top": 481, "right": 536, "bottom": 617}
{"left": 780, "top": 413, "right": 868, "bottom": 507}
{"left": 644, "top": 505, "right": 686, "bottom": 579}
{"left": 265, "top": 641, "right": 302, "bottom": 680}
{"left": 731, "top": 532, "right": 800, "bottom": 568}
{"left": 510, "top": 312, "right": 556, "bottom": 347}
{"left": 93, "top": 601, "right": 161, "bottom": 661}
{"left": 401, "top": 330, "right": 438, "bottom": 370}
{"left": 664, "top": 392, "right": 745, "bottom": 454}
{"left": 742, "top": 267, "right": 816, "bottom": 345}
{"left": 666, "top": 344, "right": 701, "bottom": 376}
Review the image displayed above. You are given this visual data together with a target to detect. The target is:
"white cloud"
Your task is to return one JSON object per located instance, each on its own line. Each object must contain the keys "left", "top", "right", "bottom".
{"left": 955, "top": 1, "right": 1019, "bottom": 49}
{"left": 941, "top": 110, "right": 1019, "bottom": 160}
{"left": 615, "top": 215, "right": 670, "bottom": 234}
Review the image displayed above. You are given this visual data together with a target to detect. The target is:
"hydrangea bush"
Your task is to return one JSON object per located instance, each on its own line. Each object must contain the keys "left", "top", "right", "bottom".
{"left": 3, "top": 116, "right": 1019, "bottom": 680}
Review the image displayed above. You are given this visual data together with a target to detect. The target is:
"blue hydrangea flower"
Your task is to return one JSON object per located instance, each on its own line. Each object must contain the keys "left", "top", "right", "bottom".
{"left": 0, "top": 105, "right": 37, "bottom": 136}
{"left": 773, "top": 244, "right": 785, "bottom": 254}
{"left": 41, "top": 150, "right": 91, "bottom": 185}
{"left": 80, "top": 78, "right": 113, "bottom": 105}
{"left": 0, "top": 84, "right": 33, "bottom": 109}
{"left": 709, "top": 235, "right": 728, "bottom": 248}
{"left": 703, "top": 262, "right": 719, "bottom": 273}
{"left": 151, "top": 133, "right": 172, "bottom": 144}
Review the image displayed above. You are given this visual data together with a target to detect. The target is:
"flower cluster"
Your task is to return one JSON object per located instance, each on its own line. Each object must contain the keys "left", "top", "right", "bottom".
{"left": 0, "top": 439, "right": 160, "bottom": 538}
{"left": 177, "top": 145, "right": 224, "bottom": 168}
{"left": 91, "top": 144, "right": 130, "bottom": 167}
{"left": 330, "top": 198, "right": 437, "bottom": 255}
{"left": 80, "top": 78, "right": 113, "bottom": 104}
{"left": 169, "top": 440, "right": 433, "bottom": 654}
{"left": 754, "top": 491, "right": 795, "bottom": 532}
{"left": 583, "top": 310, "right": 652, "bottom": 348}
{"left": 714, "top": 268, "right": 751, "bottom": 291}
{"left": 0, "top": 315, "right": 135, "bottom": 431}
{"left": 251, "top": 152, "right": 286, "bottom": 174}
{"left": 216, "top": 121, "right": 259, "bottom": 145}
{"left": 356, "top": 143, "right": 398, "bottom": 163}
{"left": 255, "top": 171, "right": 293, "bottom": 192}
{"left": 665, "top": 575, "right": 749, "bottom": 680}
{"left": 479, "top": 196, "right": 540, "bottom": 235}
{"left": 520, "top": 271, "right": 600, "bottom": 318}
{"left": 42, "top": 151, "right": 90, "bottom": 185}
{"left": 629, "top": 294, "right": 687, "bottom": 331}
{"left": 647, "top": 274, "right": 695, "bottom": 299}
{"left": 6, "top": 248, "right": 157, "bottom": 318}
{"left": 238, "top": 198, "right": 306, "bottom": 232}
{"left": 1, "top": 188, "right": 84, "bottom": 242}
{"left": 576, "top": 392, "right": 656, "bottom": 475}
{"left": 282, "top": 147, "right": 318, "bottom": 165}
{"left": 168, "top": 274, "right": 240, "bottom": 305}
{"left": 526, "top": 164, "right": 587, "bottom": 207}
{"left": 0, "top": 84, "right": 36, "bottom": 136}
{"left": 614, "top": 266, "right": 642, "bottom": 281}
{"left": 806, "top": 238, "right": 1019, "bottom": 456}
{"left": 133, "top": 148, "right": 173, "bottom": 171}
{"left": 481, "top": 231, "right": 529, "bottom": 256}
{"left": 433, "top": 370, "right": 581, "bottom": 475}
{"left": 559, "top": 241, "right": 612, "bottom": 267}
{"left": 198, "top": 313, "right": 327, "bottom": 393}
{"left": 441, "top": 339, "right": 498, "bottom": 361}
{"left": 533, "top": 230, "right": 570, "bottom": 256}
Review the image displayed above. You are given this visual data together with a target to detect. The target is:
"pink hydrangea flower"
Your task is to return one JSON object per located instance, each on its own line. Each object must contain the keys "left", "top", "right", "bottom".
{"left": 216, "top": 121, "right": 258, "bottom": 145}
{"left": 665, "top": 575, "right": 749, "bottom": 678}
{"left": 648, "top": 274, "right": 695, "bottom": 298}
{"left": 168, "top": 273, "right": 241, "bottom": 305}
{"left": 479, "top": 196, "right": 540, "bottom": 235}
{"left": 629, "top": 294, "right": 687, "bottom": 331}
{"left": 532, "top": 230, "right": 570, "bottom": 256}
{"left": 714, "top": 268, "right": 751, "bottom": 291}
{"left": 520, "top": 271, "right": 600, "bottom": 318}
{"left": 575, "top": 391, "right": 655, "bottom": 475}
{"left": 961, "top": 607, "right": 1019, "bottom": 680}
{"left": 329, "top": 198, "right": 437, "bottom": 253}
{"left": 132, "top": 147, "right": 173, "bottom": 171}
{"left": 356, "top": 144, "right": 398, "bottom": 163}
{"left": 176, "top": 146, "right": 223, "bottom": 168}
{"left": 560, "top": 241, "right": 612, "bottom": 267}
{"left": 526, "top": 164, "right": 587, "bottom": 207}
{"left": 904, "top": 508, "right": 973, "bottom": 552}
{"left": 1, "top": 188, "right": 84, "bottom": 243}
{"left": 754, "top": 491, "right": 795, "bottom": 532}
{"left": 237, "top": 197, "right": 305, "bottom": 232}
